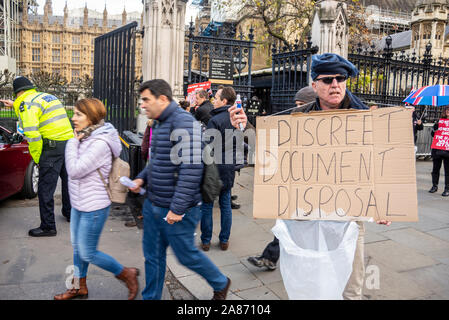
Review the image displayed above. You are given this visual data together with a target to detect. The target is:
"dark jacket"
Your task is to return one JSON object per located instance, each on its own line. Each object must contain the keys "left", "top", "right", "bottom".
{"left": 293, "top": 89, "right": 368, "bottom": 113}
{"left": 195, "top": 100, "right": 214, "bottom": 125}
{"left": 136, "top": 101, "right": 203, "bottom": 215}
{"left": 207, "top": 105, "right": 243, "bottom": 191}
{"left": 412, "top": 111, "right": 424, "bottom": 144}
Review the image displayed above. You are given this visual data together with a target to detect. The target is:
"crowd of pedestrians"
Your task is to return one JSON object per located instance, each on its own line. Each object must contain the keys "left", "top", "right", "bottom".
{"left": 1, "top": 50, "right": 447, "bottom": 301}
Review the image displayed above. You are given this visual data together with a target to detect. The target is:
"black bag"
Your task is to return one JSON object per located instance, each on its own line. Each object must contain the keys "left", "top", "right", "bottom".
{"left": 201, "top": 162, "right": 223, "bottom": 203}
{"left": 201, "top": 144, "right": 223, "bottom": 203}
{"left": 170, "top": 118, "right": 223, "bottom": 203}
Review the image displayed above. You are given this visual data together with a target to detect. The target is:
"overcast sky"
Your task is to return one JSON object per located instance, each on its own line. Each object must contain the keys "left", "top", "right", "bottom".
{"left": 35, "top": 0, "right": 199, "bottom": 22}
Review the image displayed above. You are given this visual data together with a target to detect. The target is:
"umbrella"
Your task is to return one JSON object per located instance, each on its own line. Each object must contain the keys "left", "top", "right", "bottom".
{"left": 403, "top": 85, "right": 449, "bottom": 106}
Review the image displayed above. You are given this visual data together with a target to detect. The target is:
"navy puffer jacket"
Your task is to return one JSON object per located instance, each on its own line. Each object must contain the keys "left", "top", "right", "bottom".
{"left": 136, "top": 101, "right": 203, "bottom": 215}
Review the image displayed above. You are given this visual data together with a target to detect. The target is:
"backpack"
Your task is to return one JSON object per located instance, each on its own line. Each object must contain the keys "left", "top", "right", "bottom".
{"left": 97, "top": 155, "right": 130, "bottom": 204}
{"left": 201, "top": 144, "right": 223, "bottom": 203}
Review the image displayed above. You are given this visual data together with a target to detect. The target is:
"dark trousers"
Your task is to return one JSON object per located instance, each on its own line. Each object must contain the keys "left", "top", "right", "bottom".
{"left": 431, "top": 155, "right": 449, "bottom": 188}
{"left": 261, "top": 236, "right": 280, "bottom": 263}
{"left": 38, "top": 141, "right": 71, "bottom": 231}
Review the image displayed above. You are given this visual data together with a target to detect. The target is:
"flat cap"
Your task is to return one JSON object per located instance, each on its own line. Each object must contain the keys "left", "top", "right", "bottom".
{"left": 311, "top": 53, "right": 359, "bottom": 80}
{"left": 294, "top": 86, "right": 317, "bottom": 103}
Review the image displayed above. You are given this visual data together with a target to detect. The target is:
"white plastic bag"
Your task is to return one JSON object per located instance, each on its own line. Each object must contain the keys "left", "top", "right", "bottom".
{"left": 271, "top": 219, "right": 359, "bottom": 300}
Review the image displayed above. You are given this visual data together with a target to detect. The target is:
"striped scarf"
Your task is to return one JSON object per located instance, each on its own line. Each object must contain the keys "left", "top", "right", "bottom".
{"left": 78, "top": 120, "right": 105, "bottom": 141}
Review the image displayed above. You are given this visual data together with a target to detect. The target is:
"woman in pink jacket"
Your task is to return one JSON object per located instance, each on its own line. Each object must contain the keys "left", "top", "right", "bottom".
{"left": 54, "top": 98, "right": 139, "bottom": 300}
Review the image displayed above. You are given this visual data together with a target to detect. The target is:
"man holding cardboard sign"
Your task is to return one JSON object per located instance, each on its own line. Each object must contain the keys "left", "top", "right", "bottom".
{"left": 229, "top": 53, "right": 409, "bottom": 299}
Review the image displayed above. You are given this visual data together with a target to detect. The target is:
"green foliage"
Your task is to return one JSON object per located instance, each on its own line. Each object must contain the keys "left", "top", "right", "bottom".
{"left": 347, "top": 69, "right": 384, "bottom": 94}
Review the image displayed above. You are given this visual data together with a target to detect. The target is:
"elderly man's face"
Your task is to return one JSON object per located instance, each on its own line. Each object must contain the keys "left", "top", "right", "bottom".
{"left": 312, "top": 74, "right": 347, "bottom": 110}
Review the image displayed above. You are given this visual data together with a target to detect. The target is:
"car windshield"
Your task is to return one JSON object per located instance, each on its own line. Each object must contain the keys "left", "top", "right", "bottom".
{"left": 0, "top": 130, "right": 10, "bottom": 144}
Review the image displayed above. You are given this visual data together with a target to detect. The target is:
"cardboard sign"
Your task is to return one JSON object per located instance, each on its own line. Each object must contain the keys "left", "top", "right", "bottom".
{"left": 431, "top": 119, "right": 449, "bottom": 151}
{"left": 253, "top": 107, "right": 418, "bottom": 222}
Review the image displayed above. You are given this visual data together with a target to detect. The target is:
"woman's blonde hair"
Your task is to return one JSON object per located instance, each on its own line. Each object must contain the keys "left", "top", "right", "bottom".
{"left": 75, "top": 98, "right": 106, "bottom": 125}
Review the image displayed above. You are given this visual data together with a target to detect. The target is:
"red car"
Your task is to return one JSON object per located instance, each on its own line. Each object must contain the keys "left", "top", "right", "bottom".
{"left": 0, "top": 125, "right": 39, "bottom": 201}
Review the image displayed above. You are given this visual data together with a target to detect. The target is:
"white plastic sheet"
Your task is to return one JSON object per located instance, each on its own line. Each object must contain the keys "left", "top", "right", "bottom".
{"left": 271, "top": 219, "right": 359, "bottom": 300}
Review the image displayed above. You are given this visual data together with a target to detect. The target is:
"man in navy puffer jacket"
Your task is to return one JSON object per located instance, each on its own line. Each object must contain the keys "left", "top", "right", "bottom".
{"left": 130, "top": 79, "right": 231, "bottom": 300}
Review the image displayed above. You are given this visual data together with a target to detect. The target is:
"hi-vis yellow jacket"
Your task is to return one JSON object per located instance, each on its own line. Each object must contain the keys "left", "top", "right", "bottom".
{"left": 13, "top": 89, "right": 74, "bottom": 164}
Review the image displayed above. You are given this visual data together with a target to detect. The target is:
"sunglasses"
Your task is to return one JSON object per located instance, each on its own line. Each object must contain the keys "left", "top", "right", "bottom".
{"left": 316, "top": 76, "right": 347, "bottom": 84}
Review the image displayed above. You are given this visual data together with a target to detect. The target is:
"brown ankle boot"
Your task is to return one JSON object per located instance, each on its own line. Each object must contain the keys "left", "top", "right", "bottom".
{"left": 116, "top": 267, "right": 139, "bottom": 300}
{"left": 54, "top": 277, "right": 88, "bottom": 300}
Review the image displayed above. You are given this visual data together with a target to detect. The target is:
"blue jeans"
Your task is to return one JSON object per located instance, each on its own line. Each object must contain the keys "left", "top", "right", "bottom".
{"left": 141, "top": 199, "right": 228, "bottom": 300}
{"left": 200, "top": 189, "right": 232, "bottom": 244}
{"left": 70, "top": 206, "right": 124, "bottom": 278}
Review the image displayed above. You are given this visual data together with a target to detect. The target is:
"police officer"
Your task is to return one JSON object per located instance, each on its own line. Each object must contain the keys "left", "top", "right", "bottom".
{"left": 1, "top": 77, "right": 74, "bottom": 237}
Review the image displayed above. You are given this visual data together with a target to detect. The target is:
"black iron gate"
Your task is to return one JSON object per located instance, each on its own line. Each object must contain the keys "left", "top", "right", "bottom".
{"left": 93, "top": 22, "right": 137, "bottom": 134}
{"left": 186, "top": 22, "right": 255, "bottom": 105}
{"left": 270, "top": 37, "right": 318, "bottom": 114}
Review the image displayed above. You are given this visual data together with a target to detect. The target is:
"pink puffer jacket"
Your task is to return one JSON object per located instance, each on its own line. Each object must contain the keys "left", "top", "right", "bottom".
{"left": 65, "top": 123, "right": 122, "bottom": 212}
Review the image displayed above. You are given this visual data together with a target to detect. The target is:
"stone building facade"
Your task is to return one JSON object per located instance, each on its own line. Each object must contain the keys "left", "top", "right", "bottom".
{"left": 376, "top": 0, "right": 449, "bottom": 59}
{"left": 411, "top": 0, "right": 449, "bottom": 58}
{"left": 18, "top": 0, "right": 143, "bottom": 83}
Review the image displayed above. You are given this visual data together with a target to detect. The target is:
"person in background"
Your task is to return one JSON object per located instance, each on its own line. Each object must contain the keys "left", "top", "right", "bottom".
{"left": 229, "top": 53, "right": 392, "bottom": 300}
{"left": 129, "top": 79, "right": 231, "bottom": 300}
{"left": 124, "top": 118, "right": 155, "bottom": 228}
{"left": 141, "top": 119, "right": 154, "bottom": 163}
{"left": 195, "top": 89, "right": 214, "bottom": 126}
{"left": 429, "top": 106, "right": 449, "bottom": 196}
{"left": 200, "top": 86, "right": 242, "bottom": 252}
{"left": 294, "top": 86, "right": 317, "bottom": 107}
{"left": 0, "top": 76, "right": 73, "bottom": 237}
{"left": 413, "top": 111, "right": 424, "bottom": 143}
{"left": 246, "top": 86, "right": 318, "bottom": 271}
{"left": 54, "top": 98, "right": 139, "bottom": 300}
{"left": 179, "top": 100, "right": 191, "bottom": 113}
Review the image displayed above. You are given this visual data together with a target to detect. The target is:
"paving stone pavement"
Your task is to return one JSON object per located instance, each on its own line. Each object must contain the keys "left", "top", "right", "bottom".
{"left": 1, "top": 160, "right": 448, "bottom": 300}
{"left": 168, "top": 160, "right": 449, "bottom": 300}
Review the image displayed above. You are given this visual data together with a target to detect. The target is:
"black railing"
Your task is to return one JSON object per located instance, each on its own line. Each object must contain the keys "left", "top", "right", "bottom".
{"left": 348, "top": 37, "right": 448, "bottom": 123}
{"left": 270, "top": 37, "right": 318, "bottom": 114}
{"left": 94, "top": 21, "right": 137, "bottom": 134}
{"left": 186, "top": 21, "right": 255, "bottom": 103}
{"left": 270, "top": 35, "right": 447, "bottom": 124}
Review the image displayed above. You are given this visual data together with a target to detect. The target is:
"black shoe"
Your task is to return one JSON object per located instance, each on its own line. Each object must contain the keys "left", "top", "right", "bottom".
{"left": 28, "top": 227, "right": 57, "bottom": 237}
{"left": 247, "top": 256, "right": 264, "bottom": 268}
{"left": 262, "top": 258, "right": 277, "bottom": 271}
{"left": 231, "top": 201, "right": 240, "bottom": 209}
{"left": 231, "top": 195, "right": 238, "bottom": 201}
{"left": 125, "top": 221, "right": 137, "bottom": 227}
{"left": 443, "top": 189, "right": 449, "bottom": 197}
{"left": 429, "top": 186, "right": 438, "bottom": 193}
{"left": 247, "top": 256, "right": 277, "bottom": 270}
